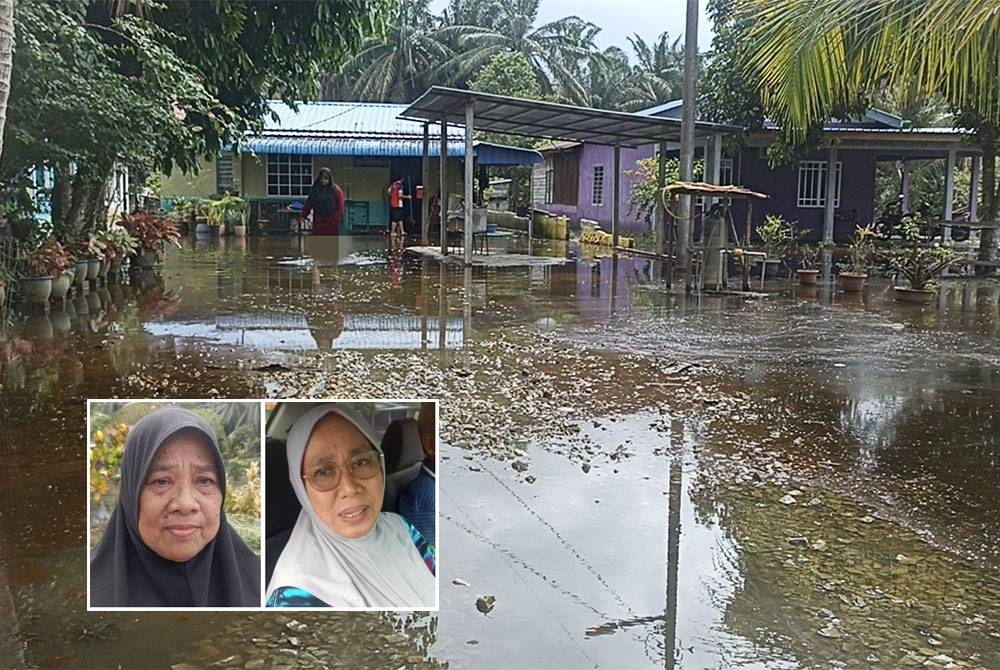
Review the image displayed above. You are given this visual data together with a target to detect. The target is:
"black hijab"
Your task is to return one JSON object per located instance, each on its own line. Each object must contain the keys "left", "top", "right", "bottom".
{"left": 90, "top": 407, "right": 260, "bottom": 607}
{"left": 309, "top": 167, "right": 337, "bottom": 216}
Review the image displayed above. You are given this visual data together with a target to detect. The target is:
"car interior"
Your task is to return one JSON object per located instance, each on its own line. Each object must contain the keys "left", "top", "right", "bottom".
{"left": 263, "top": 401, "right": 429, "bottom": 587}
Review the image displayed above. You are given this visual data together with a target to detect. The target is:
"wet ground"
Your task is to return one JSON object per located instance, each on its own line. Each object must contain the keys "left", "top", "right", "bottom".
{"left": 0, "top": 234, "right": 998, "bottom": 669}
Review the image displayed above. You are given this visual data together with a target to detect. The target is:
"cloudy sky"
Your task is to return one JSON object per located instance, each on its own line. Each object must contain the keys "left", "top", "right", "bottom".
{"left": 427, "top": 0, "right": 715, "bottom": 59}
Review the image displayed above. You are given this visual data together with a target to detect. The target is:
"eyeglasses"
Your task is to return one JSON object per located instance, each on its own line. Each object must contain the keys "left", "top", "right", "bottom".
{"left": 301, "top": 449, "right": 381, "bottom": 492}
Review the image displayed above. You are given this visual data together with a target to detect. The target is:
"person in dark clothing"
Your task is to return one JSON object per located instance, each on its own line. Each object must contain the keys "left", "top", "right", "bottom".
{"left": 90, "top": 407, "right": 260, "bottom": 608}
{"left": 302, "top": 167, "right": 345, "bottom": 236}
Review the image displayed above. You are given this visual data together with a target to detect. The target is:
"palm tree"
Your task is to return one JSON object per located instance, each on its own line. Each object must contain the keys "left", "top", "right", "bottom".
{"left": 739, "top": 0, "right": 1000, "bottom": 270}
{"left": 334, "top": 0, "right": 453, "bottom": 102}
{"left": 440, "top": 0, "right": 599, "bottom": 95}
{"left": 628, "top": 33, "right": 685, "bottom": 106}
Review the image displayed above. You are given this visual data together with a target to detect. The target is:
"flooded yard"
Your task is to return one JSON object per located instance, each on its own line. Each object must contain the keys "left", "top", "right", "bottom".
{"left": 1, "top": 235, "right": 998, "bottom": 668}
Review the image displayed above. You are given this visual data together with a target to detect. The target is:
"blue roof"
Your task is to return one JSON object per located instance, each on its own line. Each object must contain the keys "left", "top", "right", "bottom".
{"left": 638, "top": 99, "right": 910, "bottom": 131}
{"left": 263, "top": 101, "right": 463, "bottom": 138}
{"left": 241, "top": 136, "right": 541, "bottom": 165}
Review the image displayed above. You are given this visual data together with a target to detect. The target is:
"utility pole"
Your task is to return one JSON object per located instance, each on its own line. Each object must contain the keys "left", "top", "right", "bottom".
{"left": 677, "top": 0, "right": 699, "bottom": 291}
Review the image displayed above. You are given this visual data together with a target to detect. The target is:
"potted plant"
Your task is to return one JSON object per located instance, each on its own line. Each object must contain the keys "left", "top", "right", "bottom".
{"left": 206, "top": 195, "right": 249, "bottom": 237}
{"left": 120, "top": 213, "right": 181, "bottom": 268}
{"left": 20, "top": 236, "right": 73, "bottom": 304}
{"left": 841, "top": 224, "right": 876, "bottom": 292}
{"left": 98, "top": 227, "right": 140, "bottom": 276}
{"left": 794, "top": 243, "right": 820, "bottom": 285}
{"left": 877, "top": 217, "right": 962, "bottom": 303}
{"left": 755, "top": 214, "right": 801, "bottom": 278}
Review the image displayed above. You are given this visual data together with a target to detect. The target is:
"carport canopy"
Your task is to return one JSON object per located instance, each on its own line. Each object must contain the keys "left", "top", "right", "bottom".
{"left": 399, "top": 86, "right": 740, "bottom": 147}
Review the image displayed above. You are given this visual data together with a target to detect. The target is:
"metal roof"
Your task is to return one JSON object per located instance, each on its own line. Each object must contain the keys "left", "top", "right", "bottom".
{"left": 241, "top": 137, "right": 540, "bottom": 165}
{"left": 264, "top": 101, "right": 462, "bottom": 138}
{"left": 399, "top": 87, "right": 740, "bottom": 148}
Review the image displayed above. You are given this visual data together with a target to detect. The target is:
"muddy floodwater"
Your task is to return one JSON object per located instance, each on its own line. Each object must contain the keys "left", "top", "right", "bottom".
{"left": 1, "top": 235, "right": 998, "bottom": 669}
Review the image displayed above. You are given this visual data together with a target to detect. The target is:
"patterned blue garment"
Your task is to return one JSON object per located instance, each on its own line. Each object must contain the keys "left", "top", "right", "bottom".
{"left": 398, "top": 465, "right": 436, "bottom": 545}
{"left": 266, "top": 518, "right": 436, "bottom": 607}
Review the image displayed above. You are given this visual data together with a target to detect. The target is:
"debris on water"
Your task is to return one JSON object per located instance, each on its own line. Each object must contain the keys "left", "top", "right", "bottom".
{"left": 811, "top": 539, "right": 828, "bottom": 551}
{"left": 779, "top": 494, "right": 797, "bottom": 505}
{"left": 452, "top": 578, "right": 470, "bottom": 587}
{"left": 787, "top": 536, "right": 809, "bottom": 546}
{"left": 511, "top": 461, "right": 528, "bottom": 472}
{"left": 818, "top": 624, "right": 842, "bottom": 638}
{"left": 896, "top": 554, "right": 919, "bottom": 565}
{"left": 475, "top": 595, "right": 496, "bottom": 615}
{"left": 581, "top": 463, "right": 591, "bottom": 473}
{"left": 860, "top": 515, "right": 875, "bottom": 524}
{"left": 524, "top": 475, "right": 536, "bottom": 484}
{"left": 285, "top": 620, "right": 308, "bottom": 633}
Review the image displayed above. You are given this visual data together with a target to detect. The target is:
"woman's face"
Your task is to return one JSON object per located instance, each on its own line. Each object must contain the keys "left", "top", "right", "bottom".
{"left": 137, "top": 431, "right": 222, "bottom": 562}
{"left": 302, "top": 413, "right": 383, "bottom": 539}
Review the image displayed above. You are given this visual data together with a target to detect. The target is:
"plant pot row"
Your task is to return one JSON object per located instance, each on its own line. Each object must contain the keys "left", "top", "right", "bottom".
{"left": 17, "top": 259, "right": 131, "bottom": 306}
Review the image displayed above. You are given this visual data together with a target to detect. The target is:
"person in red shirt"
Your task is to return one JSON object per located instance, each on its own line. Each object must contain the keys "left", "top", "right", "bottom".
{"left": 302, "top": 168, "right": 345, "bottom": 236}
{"left": 387, "top": 177, "right": 410, "bottom": 238}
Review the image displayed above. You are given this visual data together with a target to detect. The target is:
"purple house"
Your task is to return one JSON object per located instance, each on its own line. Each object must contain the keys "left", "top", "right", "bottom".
{"left": 532, "top": 101, "right": 981, "bottom": 244}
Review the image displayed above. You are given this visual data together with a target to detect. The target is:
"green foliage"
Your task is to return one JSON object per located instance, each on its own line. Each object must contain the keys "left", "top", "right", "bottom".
{"left": 876, "top": 218, "right": 963, "bottom": 290}
{"left": 699, "top": 0, "right": 765, "bottom": 133}
{"left": 90, "top": 422, "right": 129, "bottom": 503}
{"left": 756, "top": 214, "right": 804, "bottom": 259}
{"left": 626, "top": 155, "right": 703, "bottom": 226}
{"left": 846, "top": 223, "right": 877, "bottom": 273}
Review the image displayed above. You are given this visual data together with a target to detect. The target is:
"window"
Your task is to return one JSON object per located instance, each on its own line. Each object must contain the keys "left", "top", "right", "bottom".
{"left": 216, "top": 153, "right": 234, "bottom": 195}
{"left": 592, "top": 165, "right": 604, "bottom": 206}
{"left": 797, "top": 160, "right": 841, "bottom": 208}
{"left": 267, "top": 153, "right": 313, "bottom": 197}
{"left": 544, "top": 167, "right": 554, "bottom": 204}
{"left": 719, "top": 158, "right": 734, "bottom": 186}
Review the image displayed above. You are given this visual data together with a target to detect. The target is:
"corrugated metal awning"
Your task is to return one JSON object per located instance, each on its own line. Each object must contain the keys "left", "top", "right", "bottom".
{"left": 240, "top": 136, "right": 541, "bottom": 165}
{"left": 400, "top": 86, "right": 740, "bottom": 148}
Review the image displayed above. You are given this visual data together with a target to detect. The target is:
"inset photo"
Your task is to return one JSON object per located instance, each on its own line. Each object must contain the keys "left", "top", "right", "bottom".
{"left": 264, "top": 400, "right": 438, "bottom": 610}
{"left": 88, "top": 400, "right": 262, "bottom": 609}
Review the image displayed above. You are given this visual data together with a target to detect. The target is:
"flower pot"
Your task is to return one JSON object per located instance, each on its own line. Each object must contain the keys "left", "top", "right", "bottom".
{"left": 75, "top": 260, "right": 89, "bottom": 289}
{"left": 230, "top": 224, "right": 246, "bottom": 237}
{"left": 50, "top": 270, "right": 73, "bottom": 301}
{"left": 20, "top": 276, "right": 52, "bottom": 304}
{"left": 840, "top": 272, "right": 867, "bottom": 293}
{"left": 796, "top": 268, "right": 820, "bottom": 285}
{"left": 136, "top": 248, "right": 159, "bottom": 269}
{"left": 893, "top": 286, "right": 936, "bottom": 304}
{"left": 86, "top": 259, "right": 100, "bottom": 280}
{"left": 763, "top": 259, "right": 782, "bottom": 279}
{"left": 195, "top": 222, "right": 213, "bottom": 237}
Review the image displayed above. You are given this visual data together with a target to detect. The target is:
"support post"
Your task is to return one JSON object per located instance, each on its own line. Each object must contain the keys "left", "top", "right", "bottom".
{"left": 971, "top": 156, "right": 982, "bottom": 221}
{"left": 823, "top": 147, "right": 838, "bottom": 245}
{"left": 655, "top": 141, "right": 667, "bottom": 259}
{"left": 439, "top": 115, "right": 448, "bottom": 255}
{"left": 422, "top": 123, "right": 430, "bottom": 246}
{"left": 677, "top": 0, "right": 699, "bottom": 291}
{"left": 943, "top": 149, "right": 957, "bottom": 243}
{"left": 612, "top": 145, "right": 621, "bottom": 249}
{"left": 464, "top": 101, "right": 475, "bottom": 266}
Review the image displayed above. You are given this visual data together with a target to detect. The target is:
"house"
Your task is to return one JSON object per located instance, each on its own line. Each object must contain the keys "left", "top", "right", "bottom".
{"left": 160, "top": 102, "right": 541, "bottom": 233}
{"left": 532, "top": 101, "right": 981, "bottom": 244}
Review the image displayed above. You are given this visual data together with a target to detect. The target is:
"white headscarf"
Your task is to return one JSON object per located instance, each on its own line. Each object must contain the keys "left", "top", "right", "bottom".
{"left": 265, "top": 404, "right": 435, "bottom": 608}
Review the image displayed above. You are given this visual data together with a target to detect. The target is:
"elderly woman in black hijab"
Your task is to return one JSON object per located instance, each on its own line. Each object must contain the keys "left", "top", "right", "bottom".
{"left": 301, "top": 167, "right": 345, "bottom": 235}
{"left": 90, "top": 407, "right": 260, "bottom": 607}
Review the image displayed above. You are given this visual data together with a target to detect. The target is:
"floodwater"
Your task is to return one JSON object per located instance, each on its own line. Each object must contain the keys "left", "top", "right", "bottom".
{"left": 0, "top": 234, "right": 998, "bottom": 669}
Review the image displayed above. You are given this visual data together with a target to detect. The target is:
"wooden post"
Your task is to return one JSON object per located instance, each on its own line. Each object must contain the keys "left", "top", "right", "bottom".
{"left": 655, "top": 141, "right": 667, "bottom": 258}
{"left": 439, "top": 115, "right": 448, "bottom": 255}
{"left": 971, "top": 156, "right": 981, "bottom": 221}
{"left": 422, "top": 123, "right": 430, "bottom": 246}
{"left": 464, "top": 101, "right": 474, "bottom": 266}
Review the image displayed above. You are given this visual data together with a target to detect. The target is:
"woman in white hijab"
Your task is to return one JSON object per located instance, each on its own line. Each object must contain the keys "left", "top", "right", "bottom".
{"left": 265, "top": 404, "right": 436, "bottom": 608}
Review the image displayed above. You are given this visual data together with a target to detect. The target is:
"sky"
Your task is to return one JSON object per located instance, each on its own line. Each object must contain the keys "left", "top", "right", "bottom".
{"left": 427, "top": 0, "right": 715, "bottom": 61}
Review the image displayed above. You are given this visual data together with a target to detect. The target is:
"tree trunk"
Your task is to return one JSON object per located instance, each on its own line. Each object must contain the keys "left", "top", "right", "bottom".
{"left": 976, "top": 133, "right": 998, "bottom": 276}
{"left": 0, "top": 0, "right": 14, "bottom": 161}
{"left": 51, "top": 164, "right": 72, "bottom": 236}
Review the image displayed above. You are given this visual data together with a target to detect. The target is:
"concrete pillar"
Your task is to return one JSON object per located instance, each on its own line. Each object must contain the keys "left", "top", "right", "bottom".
{"left": 944, "top": 149, "right": 956, "bottom": 243}
{"left": 655, "top": 141, "right": 667, "bottom": 258}
{"left": 971, "top": 156, "right": 981, "bottom": 221}
{"left": 422, "top": 123, "right": 430, "bottom": 246}
{"left": 439, "top": 115, "right": 448, "bottom": 255}
{"left": 464, "top": 101, "right": 474, "bottom": 266}
{"left": 612, "top": 145, "right": 621, "bottom": 249}
{"left": 823, "top": 147, "right": 838, "bottom": 244}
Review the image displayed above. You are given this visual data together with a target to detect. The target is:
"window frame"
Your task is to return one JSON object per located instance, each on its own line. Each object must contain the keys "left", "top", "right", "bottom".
{"left": 591, "top": 165, "right": 605, "bottom": 206}
{"left": 797, "top": 160, "right": 842, "bottom": 208}
{"left": 266, "top": 153, "right": 313, "bottom": 198}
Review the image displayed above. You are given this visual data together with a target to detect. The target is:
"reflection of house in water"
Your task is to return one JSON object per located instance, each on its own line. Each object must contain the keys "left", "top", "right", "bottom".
{"left": 144, "top": 312, "right": 463, "bottom": 351}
